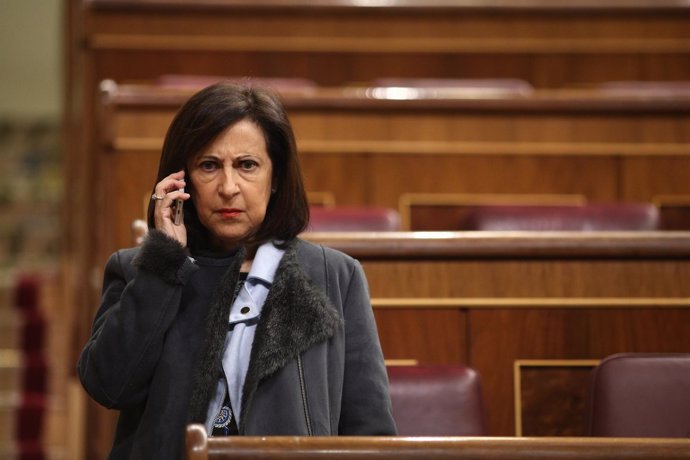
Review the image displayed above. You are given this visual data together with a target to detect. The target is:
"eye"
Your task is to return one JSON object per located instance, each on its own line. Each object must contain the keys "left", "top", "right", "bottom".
{"left": 238, "top": 159, "right": 259, "bottom": 171}
{"left": 198, "top": 160, "right": 219, "bottom": 172}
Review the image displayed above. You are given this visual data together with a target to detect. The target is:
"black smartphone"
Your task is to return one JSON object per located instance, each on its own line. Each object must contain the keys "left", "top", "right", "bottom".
{"left": 173, "top": 188, "right": 184, "bottom": 225}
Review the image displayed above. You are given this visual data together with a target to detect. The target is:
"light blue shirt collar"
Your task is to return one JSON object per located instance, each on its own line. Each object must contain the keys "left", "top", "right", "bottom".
{"left": 205, "top": 240, "right": 286, "bottom": 432}
{"left": 245, "top": 241, "right": 285, "bottom": 284}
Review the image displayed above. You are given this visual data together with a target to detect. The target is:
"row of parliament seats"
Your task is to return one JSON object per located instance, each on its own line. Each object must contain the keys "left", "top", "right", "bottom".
{"left": 133, "top": 201, "right": 665, "bottom": 236}
{"left": 185, "top": 355, "right": 690, "bottom": 458}
{"left": 308, "top": 206, "right": 402, "bottom": 232}
{"left": 152, "top": 74, "right": 536, "bottom": 96}
{"left": 120, "top": 225, "right": 690, "bottom": 443}
{"left": 96, "top": 76, "right": 690, "bottom": 458}
{"left": 97, "top": 75, "right": 690, "bottom": 253}
{"left": 387, "top": 354, "right": 690, "bottom": 440}
{"left": 0, "top": 276, "right": 48, "bottom": 459}
{"left": 112, "top": 74, "right": 690, "bottom": 236}
{"left": 163, "top": 74, "right": 690, "bottom": 94}
{"left": 308, "top": 202, "right": 669, "bottom": 232}
{"left": 146, "top": 73, "right": 690, "bottom": 91}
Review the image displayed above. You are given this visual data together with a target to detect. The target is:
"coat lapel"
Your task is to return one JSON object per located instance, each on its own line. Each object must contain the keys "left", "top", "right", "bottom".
{"left": 187, "top": 247, "right": 246, "bottom": 424}
{"left": 240, "top": 241, "right": 343, "bottom": 429}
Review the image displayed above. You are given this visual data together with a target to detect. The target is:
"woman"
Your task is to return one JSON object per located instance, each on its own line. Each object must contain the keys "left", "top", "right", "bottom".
{"left": 78, "top": 82, "right": 397, "bottom": 459}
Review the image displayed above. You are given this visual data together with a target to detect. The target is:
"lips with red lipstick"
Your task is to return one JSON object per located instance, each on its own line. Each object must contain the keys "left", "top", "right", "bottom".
{"left": 217, "top": 208, "right": 243, "bottom": 218}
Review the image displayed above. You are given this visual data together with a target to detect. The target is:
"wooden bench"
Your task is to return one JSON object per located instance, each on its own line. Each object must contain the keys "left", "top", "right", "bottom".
{"left": 303, "top": 231, "right": 690, "bottom": 437}
{"left": 95, "top": 81, "right": 690, "bottom": 255}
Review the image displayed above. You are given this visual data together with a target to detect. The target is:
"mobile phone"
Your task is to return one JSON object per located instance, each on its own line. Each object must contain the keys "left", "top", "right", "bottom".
{"left": 173, "top": 188, "right": 184, "bottom": 225}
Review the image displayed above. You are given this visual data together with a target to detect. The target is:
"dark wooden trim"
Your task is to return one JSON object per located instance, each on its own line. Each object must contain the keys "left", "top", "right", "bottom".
{"left": 88, "top": 0, "right": 690, "bottom": 14}
{"left": 186, "top": 425, "right": 690, "bottom": 460}
{"left": 303, "top": 231, "right": 690, "bottom": 260}
{"left": 102, "top": 84, "right": 690, "bottom": 114}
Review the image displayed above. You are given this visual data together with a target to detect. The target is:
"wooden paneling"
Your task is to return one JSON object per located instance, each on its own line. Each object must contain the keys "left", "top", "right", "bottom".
{"left": 516, "top": 361, "right": 598, "bottom": 437}
{"left": 84, "top": 0, "right": 690, "bottom": 88}
{"left": 373, "top": 309, "right": 467, "bottom": 365}
{"left": 624, "top": 157, "right": 690, "bottom": 202}
{"left": 102, "top": 148, "right": 161, "bottom": 252}
{"left": 306, "top": 232, "right": 690, "bottom": 436}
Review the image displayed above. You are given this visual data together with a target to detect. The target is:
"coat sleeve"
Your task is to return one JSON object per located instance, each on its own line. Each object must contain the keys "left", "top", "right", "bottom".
{"left": 77, "top": 230, "right": 198, "bottom": 409}
{"left": 337, "top": 258, "right": 398, "bottom": 435}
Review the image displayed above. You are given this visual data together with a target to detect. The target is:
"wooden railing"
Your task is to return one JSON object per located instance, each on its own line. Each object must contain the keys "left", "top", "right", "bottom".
{"left": 186, "top": 424, "right": 690, "bottom": 460}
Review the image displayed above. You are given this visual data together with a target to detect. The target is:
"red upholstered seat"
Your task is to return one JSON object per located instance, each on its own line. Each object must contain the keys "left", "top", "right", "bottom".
{"left": 462, "top": 203, "right": 660, "bottom": 231}
{"left": 307, "top": 206, "right": 401, "bottom": 232}
{"left": 387, "top": 365, "right": 487, "bottom": 436}
{"left": 12, "top": 275, "right": 47, "bottom": 458}
{"left": 587, "top": 353, "right": 690, "bottom": 438}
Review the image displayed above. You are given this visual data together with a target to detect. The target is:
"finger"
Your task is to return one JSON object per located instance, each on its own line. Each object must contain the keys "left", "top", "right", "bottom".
{"left": 153, "top": 178, "right": 186, "bottom": 201}
{"left": 153, "top": 190, "right": 190, "bottom": 225}
{"left": 164, "top": 170, "right": 186, "bottom": 190}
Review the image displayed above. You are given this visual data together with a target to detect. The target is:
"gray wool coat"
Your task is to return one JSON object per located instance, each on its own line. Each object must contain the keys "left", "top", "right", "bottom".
{"left": 78, "top": 230, "right": 396, "bottom": 460}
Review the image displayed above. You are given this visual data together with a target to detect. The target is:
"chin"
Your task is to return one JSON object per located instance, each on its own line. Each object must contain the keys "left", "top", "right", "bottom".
{"left": 211, "top": 230, "right": 251, "bottom": 248}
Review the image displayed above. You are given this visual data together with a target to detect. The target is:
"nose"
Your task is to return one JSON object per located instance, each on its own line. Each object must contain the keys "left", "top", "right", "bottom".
{"left": 218, "top": 167, "right": 240, "bottom": 197}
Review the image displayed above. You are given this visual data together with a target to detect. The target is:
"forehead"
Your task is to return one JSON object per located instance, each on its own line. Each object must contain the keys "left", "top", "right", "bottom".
{"left": 195, "top": 119, "right": 268, "bottom": 158}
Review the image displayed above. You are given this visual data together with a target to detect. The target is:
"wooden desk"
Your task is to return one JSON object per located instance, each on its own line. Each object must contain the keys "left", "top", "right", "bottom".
{"left": 186, "top": 424, "right": 690, "bottom": 460}
{"left": 304, "top": 231, "right": 690, "bottom": 436}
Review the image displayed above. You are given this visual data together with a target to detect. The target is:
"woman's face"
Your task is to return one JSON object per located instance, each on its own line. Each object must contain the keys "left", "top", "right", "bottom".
{"left": 189, "top": 119, "right": 273, "bottom": 250}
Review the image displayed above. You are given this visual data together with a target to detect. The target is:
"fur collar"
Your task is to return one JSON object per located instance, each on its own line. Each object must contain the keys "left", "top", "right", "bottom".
{"left": 187, "top": 246, "right": 246, "bottom": 424}
{"left": 187, "top": 240, "right": 343, "bottom": 430}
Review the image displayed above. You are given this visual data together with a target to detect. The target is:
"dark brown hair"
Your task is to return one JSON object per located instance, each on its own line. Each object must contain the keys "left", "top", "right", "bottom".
{"left": 147, "top": 81, "right": 309, "bottom": 249}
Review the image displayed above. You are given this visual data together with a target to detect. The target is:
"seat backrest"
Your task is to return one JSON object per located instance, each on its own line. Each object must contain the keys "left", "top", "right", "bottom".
{"left": 307, "top": 206, "right": 401, "bottom": 232}
{"left": 386, "top": 365, "right": 487, "bottom": 436}
{"left": 463, "top": 203, "right": 660, "bottom": 231}
{"left": 587, "top": 353, "right": 690, "bottom": 438}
